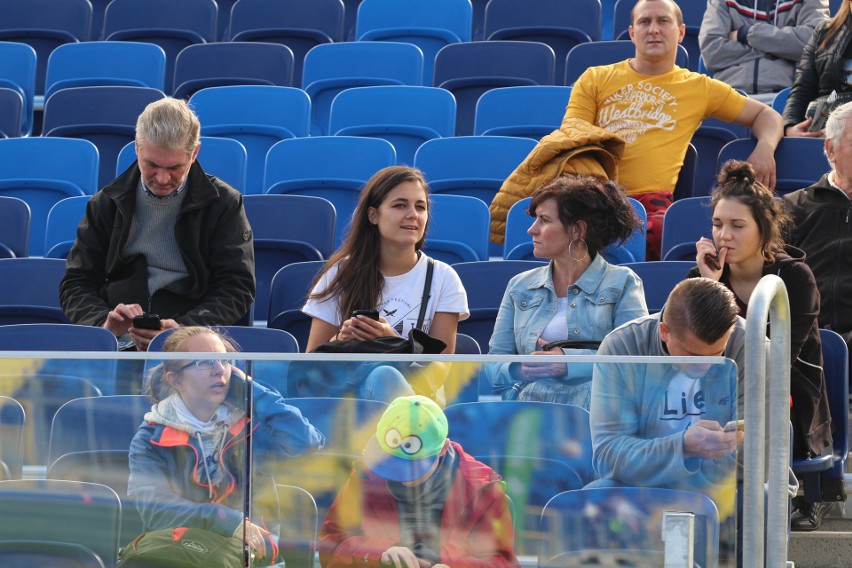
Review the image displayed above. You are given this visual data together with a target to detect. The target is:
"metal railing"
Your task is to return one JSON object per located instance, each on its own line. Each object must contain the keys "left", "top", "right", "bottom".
{"left": 743, "top": 275, "right": 792, "bottom": 567}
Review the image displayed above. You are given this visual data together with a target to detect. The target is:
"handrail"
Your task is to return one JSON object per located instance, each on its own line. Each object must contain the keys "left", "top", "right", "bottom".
{"left": 743, "top": 274, "right": 792, "bottom": 567}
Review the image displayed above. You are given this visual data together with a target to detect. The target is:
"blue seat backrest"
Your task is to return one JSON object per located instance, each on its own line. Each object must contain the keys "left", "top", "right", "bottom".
{"left": 329, "top": 85, "right": 457, "bottom": 166}
{"left": 44, "top": 41, "right": 167, "bottom": 100}
{"left": 718, "top": 137, "right": 829, "bottom": 196}
{"left": 0, "top": 42, "right": 36, "bottom": 136}
{"left": 172, "top": 42, "right": 296, "bottom": 100}
{"left": 228, "top": 0, "right": 345, "bottom": 85}
{"left": 0, "top": 138, "right": 99, "bottom": 255}
{"left": 0, "top": 196, "right": 30, "bottom": 259}
{"left": 621, "top": 261, "right": 695, "bottom": 313}
{"left": 564, "top": 40, "right": 689, "bottom": 85}
{"left": 660, "top": 196, "right": 712, "bottom": 262}
{"left": 434, "top": 41, "right": 557, "bottom": 136}
{"left": 0, "top": 0, "right": 93, "bottom": 94}
{"left": 302, "top": 42, "right": 425, "bottom": 136}
{"left": 474, "top": 85, "right": 572, "bottom": 138}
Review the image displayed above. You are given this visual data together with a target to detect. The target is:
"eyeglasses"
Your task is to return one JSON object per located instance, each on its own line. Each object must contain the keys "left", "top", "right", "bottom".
{"left": 178, "top": 359, "right": 235, "bottom": 372}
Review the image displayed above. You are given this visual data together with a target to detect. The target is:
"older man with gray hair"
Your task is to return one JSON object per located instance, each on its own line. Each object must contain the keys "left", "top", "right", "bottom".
{"left": 785, "top": 100, "right": 852, "bottom": 355}
{"left": 60, "top": 97, "right": 255, "bottom": 351}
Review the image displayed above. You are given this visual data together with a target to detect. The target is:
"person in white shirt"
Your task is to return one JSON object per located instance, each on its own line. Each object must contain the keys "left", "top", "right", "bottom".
{"left": 301, "top": 166, "right": 469, "bottom": 401}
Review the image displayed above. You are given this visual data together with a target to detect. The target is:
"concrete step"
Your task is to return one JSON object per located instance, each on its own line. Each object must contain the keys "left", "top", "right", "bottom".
{"left": 788, "top": 516, "right": 852, "bottom": 568}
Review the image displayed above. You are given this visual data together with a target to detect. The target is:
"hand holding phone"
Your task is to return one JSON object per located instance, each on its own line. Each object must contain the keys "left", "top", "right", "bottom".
{"left": 723, "top": 419, "right": 744, "bottom": 432}
{"left": 704, "top": 252, "right": 721, "bottom": 271}
{"left": 352, "top": 309, "right": 380, "bottom": 321}
{"left": 132, "top": 313, "right": 162, "bottom": 330}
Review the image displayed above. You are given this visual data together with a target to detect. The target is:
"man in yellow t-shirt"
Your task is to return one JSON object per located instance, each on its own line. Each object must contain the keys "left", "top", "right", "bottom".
{"left": 564, "top": 0, "right": 783, "bottom": 259}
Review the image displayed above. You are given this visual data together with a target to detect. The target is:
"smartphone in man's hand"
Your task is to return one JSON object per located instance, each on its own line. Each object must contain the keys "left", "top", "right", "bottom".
{"left": 132, "top": 313, "right": 162, "bottom": 330}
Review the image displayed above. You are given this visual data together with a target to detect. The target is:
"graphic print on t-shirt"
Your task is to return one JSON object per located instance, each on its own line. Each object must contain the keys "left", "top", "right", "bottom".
{"left": 598, "top": 81, "right": 677, "bottom": 143}
{"left": 656, "top": 371, "right": 705, "bottom": 436}
{"left": 383, "top": 297, "right": 430, "bottom": 336}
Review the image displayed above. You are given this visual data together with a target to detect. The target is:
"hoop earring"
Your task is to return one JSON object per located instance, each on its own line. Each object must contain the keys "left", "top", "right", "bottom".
{"left": 568, "top": 238, "right": 589, "bottom": 262}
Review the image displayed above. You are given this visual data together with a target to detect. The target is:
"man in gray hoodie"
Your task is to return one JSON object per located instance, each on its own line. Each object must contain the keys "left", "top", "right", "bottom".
{"left": 699, "top": 0, "right": 829, "bottom": 102}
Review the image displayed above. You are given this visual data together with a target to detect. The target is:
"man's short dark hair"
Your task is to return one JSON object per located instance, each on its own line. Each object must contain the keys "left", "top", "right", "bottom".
{"left": 664, "top": 278, "right": 739, "bottom": 344}
{"left": 631, "top": 0, "right": 684, "bottom": 26}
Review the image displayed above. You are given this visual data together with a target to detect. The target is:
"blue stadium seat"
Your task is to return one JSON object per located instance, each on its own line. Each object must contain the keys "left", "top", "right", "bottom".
{"left": 0, "top": 88, "right": 23, "bottom": 139}
{"left": 477, "top": 454, "right": 584, "bottom": 555}
{"left": 601, "top": 0, "right": 615, "bottom": 40}
{"left": 356, "top": 0, "right": 472, "bottom": 84}
{"left": 118, "top": 136, "right": 249, "bottom": 194}
{"left": 267, "top": 260, "right": 326, "bottom": 351}
{"left": 0, "top": 541, "right": 105, "bottom": 568}
{"left": 539, "top": 487, "right": 720, "bottom": 567}
{"left": 0, "top": 0, "right": 93, "bottom": 96}
{"left": 48, "top": 395, "right": 149, "bottom": 470}
{"left": 43, "top": 196, "right": 89, "bottom": 260}
{"left": 0, "top": 42, "right": 36, "bottom": 136}
{"left": 0, "top": 137, "right": 99, "bottom": 255}
{"left": 792, "top": 329, "right": 849, "bottom": 503}
{"left": 772, "top": 86, "right": 791, "bottom": 115}
{"left": 434, "top": 41, "right": 557, "bottom": 136}
{"left": 44, "top": 41, "right": 167, "bottom": 100}
{"left": 423, "top": 194, "right": 490, "bottom": 263}
{"left": 0, "top": 479, "right": 122, "bottom": 566}
{"left": 444, "top": 400, "right": 594, "bottom": 483}
{"left": 690, "top": 126, "right": 741, "bottom": 198}
{"left": 42, "top": 86, "right": 166, "bottom": 191}
{"left": 0, "top": 196, "right": 29, "bottom": 259}
{"left": 329, "top": 85, "right": 456, "bottom": 165}
{"left": 718, "top": 137, "right": 829, "bottom": 196}
{"left": 452, "top": 260, "right": 546, "bottom": 349}
{"left": 302, "top": 42, "right": 425, "bottom": 136}
{"left": 228, "top": 0, "right": 345, "bottom": 86}
{"left": 414, "top": 136, "right": 537, "bottom": 205}
{"left": 264, "top": 136, "right": 396, "bottom": 247}
{"left": 0, "top": 258, "right": 71, "bottom": 324}
{"left": 564, "top": 40, "right": 689, "bottom": 85}
{"left": 190, "top": 85, "right": 311, "bottom": 195}
{"left": 621, "top": 261, "right": 694, "bottom": 313}
{"left": 485, "top": 0, "right": 601, "bottom": 76}
{"left": 172, "top": 42, "right": 296, "bottom": 100}
{"left": 0, "top": 395, "right": 25, "bottom": 479}
{"left": 0, "top": 324, "right": 118, "bottom": 402}
{"left": 275, "top": 484, "right": 320, "bottom": 568}
{"left": 414, "top": 136, "right": 537, "bottom": 255}
{"left": 474, "top": 85, "right": 572, "bottom": 138}
{"left": 103, "top": 0, "right": 218, "bottom": 94}
{"left": 613, "top": 0, "right": 702, "bottom": 71}
{"left": 243, "top": 194, "right": 336, "bottom": 321}
{"left": 660, "top": 196, "right": 712, "bottom": 262}
{"left": 342, "top": 0, "right": 362, "bottom": 40}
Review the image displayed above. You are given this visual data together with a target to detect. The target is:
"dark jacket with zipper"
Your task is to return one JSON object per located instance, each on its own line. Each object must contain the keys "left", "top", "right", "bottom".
{"left": 784, "top": 19, "right": 852, "bottom": 127}
{"left": 60, "top": 161, "right": 255, "bottom": 327}
{"left": 785, "top": 174, "right": 852, "bottom": 336}
{"left": 688, "top": 246, "right": 833, "bottom": 458}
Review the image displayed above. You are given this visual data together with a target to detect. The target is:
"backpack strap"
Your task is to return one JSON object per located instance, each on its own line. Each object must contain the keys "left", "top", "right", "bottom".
{"left": 415, "top": 257, "right": 434, "bottom": 330}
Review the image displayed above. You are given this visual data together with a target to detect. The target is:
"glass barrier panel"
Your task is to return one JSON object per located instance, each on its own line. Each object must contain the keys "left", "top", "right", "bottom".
{"left": 0, "top": 352, "right": 741, "bottom": 568}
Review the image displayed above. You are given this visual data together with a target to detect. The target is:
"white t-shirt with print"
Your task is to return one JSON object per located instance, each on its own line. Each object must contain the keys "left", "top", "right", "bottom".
{"left": 302, "top": 254, "right": 469, "bottom": 336}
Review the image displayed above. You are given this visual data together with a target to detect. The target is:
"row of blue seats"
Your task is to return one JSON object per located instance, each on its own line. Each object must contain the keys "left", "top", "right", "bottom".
{"left": 0, "top": 0, "right": 699, "bottom": 91}
{"left": 0, "top": 123, "right": 830, "bottom": 259}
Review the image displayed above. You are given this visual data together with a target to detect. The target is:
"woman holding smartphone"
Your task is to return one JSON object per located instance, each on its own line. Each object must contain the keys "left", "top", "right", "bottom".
{"left": 301, "top": 166, "right": 469, "bottom": 401}
{"left": 690, "top": 160, "right": 832, "bottom": 473}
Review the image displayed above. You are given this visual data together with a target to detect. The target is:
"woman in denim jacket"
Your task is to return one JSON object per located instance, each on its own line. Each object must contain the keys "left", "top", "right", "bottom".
{"left": 486, "top": 175, "right": 648, "bottom": 408}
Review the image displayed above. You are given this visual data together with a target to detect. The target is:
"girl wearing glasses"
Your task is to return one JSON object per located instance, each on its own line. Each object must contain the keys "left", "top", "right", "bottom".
{"left": 128, "top": 326, "right": 325, "bottom": 566}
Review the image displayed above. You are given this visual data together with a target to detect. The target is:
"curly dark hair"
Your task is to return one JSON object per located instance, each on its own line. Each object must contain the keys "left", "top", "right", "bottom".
{"left": 528, "top": 175, "right": 641, "bottom": 256}
{"left": 711, "top": 160, "right": 790, "bottom": 262}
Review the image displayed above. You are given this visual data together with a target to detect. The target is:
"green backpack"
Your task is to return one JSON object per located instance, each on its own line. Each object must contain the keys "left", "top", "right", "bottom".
{"left": 117, "top": 527, "right": 254, "bottom": 568}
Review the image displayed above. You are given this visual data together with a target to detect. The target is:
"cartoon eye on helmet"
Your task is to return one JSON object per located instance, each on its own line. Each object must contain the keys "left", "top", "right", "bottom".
{"left": 384, "top": 428, "right": 423, "bottom": 455}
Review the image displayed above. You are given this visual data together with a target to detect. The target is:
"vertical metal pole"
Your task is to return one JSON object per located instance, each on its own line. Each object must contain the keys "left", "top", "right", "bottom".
{"left": 743, "top": 275, "right": 791, "bottom": 567}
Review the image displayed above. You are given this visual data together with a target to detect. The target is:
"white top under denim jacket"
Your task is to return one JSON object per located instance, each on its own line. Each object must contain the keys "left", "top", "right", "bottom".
{"left": 485, "top": 253, "right": 648, "bottom": 394}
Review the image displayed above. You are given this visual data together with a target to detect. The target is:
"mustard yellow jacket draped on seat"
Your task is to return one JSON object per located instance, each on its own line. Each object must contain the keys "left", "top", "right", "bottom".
{"left": 489, "top": 117, "right": 625, "bottom": 244}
